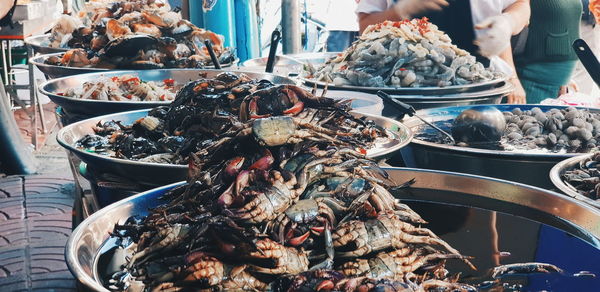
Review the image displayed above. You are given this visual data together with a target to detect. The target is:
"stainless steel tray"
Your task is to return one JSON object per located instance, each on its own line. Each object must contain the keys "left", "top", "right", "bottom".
{"left": 24, "top": 33, "right": 69, "bottom": 55}
{"left": 39, "top": 69, "right": 297, "bottom": 118}
{"left": 549, "top": 153, "right": 600, "bottom": 209}
{"left": 66, "top": 167, "right": 600, "bottom": 292}
{"left": 400, "top": 104, "right": 599, "bottom": 188}
{"left": 301, "top": 76, "right": 509, "bottom": 96}
{"left": 30, "top": 52, "right": 240, "bottom": 79}
{"left": 57, "top": 110, "right": 412, "bottom": 186}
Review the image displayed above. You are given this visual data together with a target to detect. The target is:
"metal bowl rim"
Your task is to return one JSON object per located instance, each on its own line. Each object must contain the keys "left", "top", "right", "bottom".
{"left": 30, "top": 53, "right": 240, "bottom": 71}
{"left": 407, "top": 103, "right": 600, "bottom": 158}
{"left": 549, "top": 153, "right": 600, "bottom": 208}
{"left": 65, "top": 166, "right": 600, "bottom": 292}
{"left": 56, "top": 109, "right": 411, "bottom": 169}
{"left": 24, "top": 33, "right": 70, "bottom": 52}
{"left": 38, "top": 69, "right": 294, "bottom": 106}
{"left": 299, "top": 73, "right": 508, "bottom": 94}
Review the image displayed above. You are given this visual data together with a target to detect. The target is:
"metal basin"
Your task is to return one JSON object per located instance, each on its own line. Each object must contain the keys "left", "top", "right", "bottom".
{"left": 400, "top": 104, "right": 599, "bottom": 189}
{"left": 241, "top": 52, "right": 340, "bottom": 77}
{"left": 382, "top": 82, "right": 512, "bottom": 118}
{"left": 66, "top": 167, "right": 600, "bottom": 292}
{"left": 38, "top": 69, "right": 296, "bottom": 119}
{"left": 549, "top": 153, "right": 600, "bottom": 209}
{"left": 30, "top": 52, "right": 240, "bottom": 79}
{"left": 56, "top": 110, "right": 412, "bottom": 187}
{"left": 24, "top": 34, "right": 69, "bottom": 55}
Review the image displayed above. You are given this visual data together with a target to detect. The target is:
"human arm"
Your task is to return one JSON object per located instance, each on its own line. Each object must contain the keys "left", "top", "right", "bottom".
{"left": 357, "top": 0, "right": 448, "bottom": 33}
{"left": 475, "top": 0, "right": 530, "bottom": 57}
{"left": 498, "top": 45, "right": 526, "bottom": 104}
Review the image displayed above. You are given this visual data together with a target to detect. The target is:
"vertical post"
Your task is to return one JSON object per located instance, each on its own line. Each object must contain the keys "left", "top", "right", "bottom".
{"left": 235, "top": 0, "right": 260, "bottom": 61}
{"left": 281, "top": 0, "right": 301, "bottom": 54}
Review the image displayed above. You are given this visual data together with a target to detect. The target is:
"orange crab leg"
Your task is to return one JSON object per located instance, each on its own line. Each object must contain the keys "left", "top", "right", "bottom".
{"left": 283, "top": 101, "right": 304, "bottom": 115}
{"left": 288, "top": 231, "right": 310, "bottom": 246}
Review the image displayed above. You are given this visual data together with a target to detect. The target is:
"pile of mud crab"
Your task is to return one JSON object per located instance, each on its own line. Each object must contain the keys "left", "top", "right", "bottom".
{"left": 304, "top": 18, "right": 500, "bottom": 88}
{"left": 60, "top": 74, "right": 177, "bottom": 101}
{"left": 92, "top": 73, "right": 563, "bottom": 292}
{"left": 43, "top": 0, "right": 234, "bottom": 69}
{"left": 76, "top": 72, "right": 391, "bottom": 164}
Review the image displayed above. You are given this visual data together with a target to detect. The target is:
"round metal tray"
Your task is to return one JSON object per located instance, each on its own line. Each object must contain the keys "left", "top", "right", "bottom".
{"left": 24, "top": 33, "right": 69, "bottom": 55}
{"left": 300, "top": 75, "right": 509, "bottom": 96}
{"left": 66, "top": 167, "right": 600, "bottom": 292}
{"left": 57, "top": 110, "right": 412, "bottom": 186}
{"left": 549, "top": 153, "right": 600, "bottom": 209}
{"left": 30, "top": 52, "right": 240, "bottom": 79}
{"left": 38, "top": 69, "right": 297, "bottom": 118}
{"left": 400, "top": 104, "right": 599, "bottom": 189}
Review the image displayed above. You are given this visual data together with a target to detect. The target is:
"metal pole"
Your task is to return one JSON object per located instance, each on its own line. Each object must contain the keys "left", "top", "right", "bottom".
{"left": 281, "top": 0, "right": 301, "bottom": 54}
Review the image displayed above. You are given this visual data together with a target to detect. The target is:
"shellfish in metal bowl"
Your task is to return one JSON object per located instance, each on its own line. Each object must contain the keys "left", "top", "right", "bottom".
{"left": 66, "top": 168, "right": 600, "bottom": 291}
{"left": 38, "top": 69, "right": 295, "bottom": 119}
{"left": 401, "top": 104, "right": 600, "bottom": 188}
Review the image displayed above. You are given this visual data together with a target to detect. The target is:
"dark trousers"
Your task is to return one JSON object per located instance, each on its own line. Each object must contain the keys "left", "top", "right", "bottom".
{"left": 326, "top": 30, "right": 358, "bottom": 52}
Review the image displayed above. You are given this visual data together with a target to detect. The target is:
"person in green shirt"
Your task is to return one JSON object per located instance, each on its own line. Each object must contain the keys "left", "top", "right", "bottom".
{"left": 514, "top": 0, "right": 582, "bottom": 104}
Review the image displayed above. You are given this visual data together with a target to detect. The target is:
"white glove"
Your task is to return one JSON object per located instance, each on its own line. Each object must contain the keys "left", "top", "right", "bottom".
{"left": 475, "top": 14, "right": 514, "bottom": 57}
{"left": 393, "top": 0, "right": 449, "bottom": 19}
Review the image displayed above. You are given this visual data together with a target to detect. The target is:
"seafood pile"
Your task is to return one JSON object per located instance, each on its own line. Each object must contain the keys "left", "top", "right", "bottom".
{"left": 91, "top": 75, "right": 564, "bottom": 291}
{"left": 304, "top": 18, "right": 500, "bottom": 88}
{"left": 43, "top": 0, "right": 234, "bottom": 69}
{"left": 417, "top": 107, "right": 600, "bottom": 153}
{"left": 75, "top": 72, "right": 391, "bottom": 164}
{"left": 562, "top": 152, "right": 600, "bottom": 201}
{"left": 60, "top": 74, "right": 176, "bottom": 102}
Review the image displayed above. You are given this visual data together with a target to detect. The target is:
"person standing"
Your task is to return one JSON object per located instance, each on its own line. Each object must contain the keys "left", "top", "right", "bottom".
{"left": 514, "top": 0, "right": 582, "bottom": 104}
{"left": 325, "top": 0, "right": 360, "bottom": 52}
{"left": 356, "top": 0, "right": 530, "bottom": 104}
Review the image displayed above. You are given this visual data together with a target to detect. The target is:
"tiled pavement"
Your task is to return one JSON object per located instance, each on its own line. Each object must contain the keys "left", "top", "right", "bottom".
{"left": 0, "top": 175, "right": 77, "bottom": 291}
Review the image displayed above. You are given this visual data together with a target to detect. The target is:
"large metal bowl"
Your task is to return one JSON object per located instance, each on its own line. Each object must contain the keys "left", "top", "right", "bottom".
{"left": 30, "top": 52, "right": 240, "bottom": 79}
{"left": 549, "top": 153, "right": 600, "bottom": 209}
{"left": 56, "top": 110, "right": 412, "bottom": 186}
{"left": 400, "top": 104, "right": 599, "bottom": 189}
{"left": 381, "top": 82, "right": 512, "bottom": 119}
{"left": 38, "top": 69, "right": 297, "bottom": 118}
{"left": 24, "top": 33, "right": 69, "bottom": 55}
{"left": 66, "top": 167, "right": 600, "bottom": 292}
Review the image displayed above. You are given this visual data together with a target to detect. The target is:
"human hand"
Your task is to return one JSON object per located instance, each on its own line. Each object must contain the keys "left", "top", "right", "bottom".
{"left": 590, "top": 0, "right": 600, "bottom": 24}
{"left": 558, "top": 80, "right": 579, "bottom": 96}
{"left": 507, "top": 77, "right": 526, "bottom": 104}
{"left": 475, "top": 14, "right": 513, "bottom": 57}
{"left": 393, "top": 0, "right": 449, "bottom": 19}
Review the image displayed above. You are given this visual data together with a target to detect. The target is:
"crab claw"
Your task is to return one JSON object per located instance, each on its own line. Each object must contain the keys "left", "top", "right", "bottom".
{"left": 249, "top": 149, "right": 274, "bottom": 170}
{"left": 288, "top": 231, "right": 310, "bottom": 246}
{"left": 234, "top": 170, "right": 251, "bottom": 197}
{"left": 225, "top": 157, "right": 245, "bottom": 178}
{"left": 310, "top": 226, "right": 325, "bottom": 234}
{"left": 249, "top": 97, "right": 270, "bottom": 119}
{"left": 217, "top": 183, "right": 235, "bottom": 207}
{"left": 316, "top": 279, "right": 335, "bottom": 291}
{"left": 283, "top": 101, "right": 304, "bottom": 115}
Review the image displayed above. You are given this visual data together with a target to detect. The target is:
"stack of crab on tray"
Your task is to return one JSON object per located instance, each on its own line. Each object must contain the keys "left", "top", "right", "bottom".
{"left": 42, "top": 0, "right": 235, "bottom": 69}
{"left": 303, "top": 18, "right": 501, "bottom": 88}
{"left": 88, "top": 72, "right": 561, "bottom": 292}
